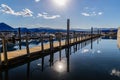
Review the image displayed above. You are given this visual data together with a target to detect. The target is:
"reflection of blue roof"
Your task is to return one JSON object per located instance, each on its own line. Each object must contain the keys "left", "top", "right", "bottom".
{"left": 0, "top": 23, "right": 15, "bottom": 32}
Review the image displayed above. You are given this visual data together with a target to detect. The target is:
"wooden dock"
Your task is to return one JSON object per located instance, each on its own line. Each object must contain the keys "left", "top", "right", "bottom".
{"left": 0, "top": 20, "right": 101, "bottom": 70}
{"left": 0, "top": 34, "right": 100, "bottom": 69}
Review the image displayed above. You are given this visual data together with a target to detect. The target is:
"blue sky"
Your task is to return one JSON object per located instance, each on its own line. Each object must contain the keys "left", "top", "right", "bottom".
{"left": 0, "top": 0, "right": 120, "bottom": 29}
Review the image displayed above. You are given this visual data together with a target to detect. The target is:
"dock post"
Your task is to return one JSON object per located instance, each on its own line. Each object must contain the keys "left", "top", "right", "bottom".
{"left": 58, "top": 33, "right": 62, "bottom": 61}
{"left": 59, "top": 36, "right": 61, "bottom": 49}
{"left": 57, "top": 33, "right": 62, "bottom": 49}
{"left": 49, "top": 35, "right": 53, "bottom": 52}
{"left": 79, "top": 32, "right": 81, "bottom": 41}
{"left": 26, "top": 33, "right": 30, "bottom": 57}
{"left": 0, "top": 48, "right": 1, "bottom": 65}
{"left": 18, "top": 28, "right": 21, "bottom": 50}
{"left": 67, "top": 19, "right": 70, "bottom": 46}
{"left": 12, "top": 35, "right": 15, "bottom": 44}
{"left": 91, "top": 27, "right": 93, "bottom": 38}
{"left": 76, "top": 33, "right": 77, "bottom": 43}
{"left": 2, "top": 37, "right": 8, "bottom": 65}
{"left": 41, "top": 35, "right": 44, "bottom": 53}
{"left": 49, "top": 35, "right": 54, "bottom": 66}
{"left": 73, "top": 31, "right": 75, "bottom": 43}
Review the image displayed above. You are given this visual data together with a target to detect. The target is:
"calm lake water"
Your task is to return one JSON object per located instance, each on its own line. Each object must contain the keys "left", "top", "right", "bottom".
{"left": 1, "top": 36, "right": 120, "bottom": 80}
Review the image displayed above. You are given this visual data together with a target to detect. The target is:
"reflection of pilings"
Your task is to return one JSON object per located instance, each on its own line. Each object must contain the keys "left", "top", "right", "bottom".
{"left": 18, "top": 28, "right": 21, "bottom": 50}
{"left": 42, "top": 57, "right": 44, "bottom": 72}
{"left": 0, "top": 72, "right": 3, "bottom": 80}
{"left": 81, "top": 42, "right": 82, "bottom": 49}
{"left": 2, "top": 37, "right": 8, "bottom": 65}
{"left": 73, "top": 44, "right": 77, "bottom": 53}
{"left": 91, "top": 38, "right": 93, "bottom": 49}
{"left": 78, "top": 43, "right": 80, "bottom": 50}
{"left": 50, "top": 53, "right": 54, "bottom": 66}
{"left": 59, "top": 50, "right": 61, "bottom": 61}
{"left": 73, "top": 45, "right": 76, "bottom": 53}
{"left": 5, "top": 70, "right": 8, "bottom": 80}
{"left": 27, "top": 62, "right": 30, "bottom": 80}
{"left": 91, "top": 27, "right": 93, "bottom": 49}
{"left": 97, "top": 38, "right": 99, "bottom": 44}
{"left": 76, "top": 44, "right": 77, "bottom": 51}
{"left": 26, "top": 33, "right": 30, "bottom": 57}
{"left": 70, "top": 46, "right": 72, "bottom": 55}
{"left": 66, "top": 47, "right": 70, "bottom": 72}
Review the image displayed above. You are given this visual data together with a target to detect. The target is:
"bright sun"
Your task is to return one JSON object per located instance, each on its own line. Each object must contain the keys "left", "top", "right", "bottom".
{"left": 53, "top": 0, "right": 68, "bottom": 7}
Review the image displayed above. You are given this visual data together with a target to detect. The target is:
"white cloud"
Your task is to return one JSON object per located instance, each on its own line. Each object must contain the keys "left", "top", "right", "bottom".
{"left": 81, "top": 11, "right": 103, "bottom": 17}
{"left": 37, "top": 12, "right": 60, "bottom": 19}
{"left": 35, "top": 0, "right": 40, "bottom": 2}
{"left": 81, "top": 13, "right": 90, "bottom": 16}
{"left": 81, "top": 7, "right": 103, "bottom": 17}
{"left": 0, "top": 4, "right": 33, "bottom": 17}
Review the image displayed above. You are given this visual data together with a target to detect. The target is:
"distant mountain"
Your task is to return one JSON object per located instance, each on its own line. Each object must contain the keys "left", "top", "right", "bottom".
{"left": 15, "top": 28, "right": 30, "bottom": 33}
{"left": 28, "top": 27, "right": 75, "bottom": 33}
{"left": 0, "top": 23, "right": 15, "bottom": 31}
{"left": 94, "top": 28, "right": 118, "bottom": 32}
{"left": 0, "top": 22, "right": 118, "bottom": 33}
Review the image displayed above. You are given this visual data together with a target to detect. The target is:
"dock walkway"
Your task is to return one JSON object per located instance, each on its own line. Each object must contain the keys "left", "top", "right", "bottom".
{"left": 0, "top": 35, "right": 100, "bottom": 69}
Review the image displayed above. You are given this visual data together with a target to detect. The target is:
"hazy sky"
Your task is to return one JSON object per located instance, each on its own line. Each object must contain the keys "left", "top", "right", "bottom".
{"left": 0, "top": 0, "right": 120, "bottom": 29}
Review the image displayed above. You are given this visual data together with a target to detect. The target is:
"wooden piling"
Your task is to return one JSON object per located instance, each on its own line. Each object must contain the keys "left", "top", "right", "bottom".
{"left": 57, "top": 33, "right": 62, "bottom": 49}
{"left": 2, "top": 37, "right": 8, "bottom": 65}
{"left": 12, "top": 35, "right": 15, "bottom": 44}
{"left": 0, "top": 51, "right": 1, "bottom": 65}
{"left": 76, "top": 33, "right": 77, "bottom": 42}
{"left": 73, "top": 31, "right": 75, "bottom": 43}
{"left": 41, "top": 36, "right": 44, "bottom": 53}
{"left": 49, "top": 35, "right": 53, "bottom": 51}
{"left": 67, "top": 19, "right": 70, "bottom": 46}
{"left": 26, "top": 33, "right": 30, "bottom": 57}
{"left": 18, "top": 28, "right": 21, "bottom": 50}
